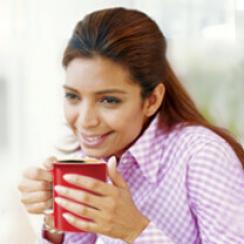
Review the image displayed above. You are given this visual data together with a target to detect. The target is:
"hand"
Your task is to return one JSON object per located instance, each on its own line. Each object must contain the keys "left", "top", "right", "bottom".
{"left": 54, "top": 156, "right": 149, "bottom": 243}
{"left": 18, "top": 156, "right": 56, "bottom": 214}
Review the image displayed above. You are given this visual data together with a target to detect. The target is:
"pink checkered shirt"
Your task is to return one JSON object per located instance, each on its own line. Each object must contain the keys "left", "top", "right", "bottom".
{"left": 41, "top": 114, "right": 244, "bottom": 243}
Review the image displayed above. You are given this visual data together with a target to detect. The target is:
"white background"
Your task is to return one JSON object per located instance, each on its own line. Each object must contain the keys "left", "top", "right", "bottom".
{"left": 0, "top": 0, "right": 243, "bottom": 243}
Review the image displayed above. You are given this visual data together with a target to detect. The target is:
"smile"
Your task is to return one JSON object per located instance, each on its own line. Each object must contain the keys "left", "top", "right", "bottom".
{"left": 79, "top": 132, "right": 113, "bottom": 147}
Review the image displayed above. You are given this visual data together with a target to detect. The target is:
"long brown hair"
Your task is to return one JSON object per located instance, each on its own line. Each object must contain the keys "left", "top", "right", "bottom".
{"left": 62, "top": 7, "right": 244, "bottom": 167}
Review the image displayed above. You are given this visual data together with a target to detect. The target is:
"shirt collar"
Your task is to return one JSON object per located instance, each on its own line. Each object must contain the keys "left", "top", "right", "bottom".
{"left": 127, "top": 113, "right": 168, "bottom": 183}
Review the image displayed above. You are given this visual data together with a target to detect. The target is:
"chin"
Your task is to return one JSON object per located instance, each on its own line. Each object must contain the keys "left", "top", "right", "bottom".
{"left": 82, "top": 148, "right": 114, "bottom": 159}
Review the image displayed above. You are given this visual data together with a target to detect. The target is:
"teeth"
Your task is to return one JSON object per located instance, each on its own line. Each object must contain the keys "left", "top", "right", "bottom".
{"left": 78, "top": 132, "right": 111, "bottom": 147}
{"left": 84, "top": 136, "right": 102, "bottom": 142}
{"left": 80, "top": 134, "right": 107, "bottom": 146}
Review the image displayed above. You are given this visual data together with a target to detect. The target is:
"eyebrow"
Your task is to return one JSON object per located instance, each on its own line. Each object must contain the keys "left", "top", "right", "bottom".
{"left": 63, "top": 85, "right": 127, "bottom": 95}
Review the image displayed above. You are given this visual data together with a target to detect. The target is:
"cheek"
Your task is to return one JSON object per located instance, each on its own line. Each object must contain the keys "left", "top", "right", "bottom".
{"left": 63, "top": 104, "right": 77, "bottom": 127}
{"left": 105, "top": 106, "right": 145, "bottom": 133}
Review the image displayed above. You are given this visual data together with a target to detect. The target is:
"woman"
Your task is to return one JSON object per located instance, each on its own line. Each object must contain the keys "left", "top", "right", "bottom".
{"left": 18, "top": 7, "right": 244, "bottom": 244}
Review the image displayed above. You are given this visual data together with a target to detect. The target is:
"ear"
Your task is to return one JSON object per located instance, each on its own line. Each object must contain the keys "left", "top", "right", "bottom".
{"left": 143, "top": 83, "right": 165, "bottom": 117}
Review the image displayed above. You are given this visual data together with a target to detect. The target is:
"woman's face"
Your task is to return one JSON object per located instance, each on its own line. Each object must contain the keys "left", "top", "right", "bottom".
{"left": 63, "top": 56, "right": 153, "bottom": 158}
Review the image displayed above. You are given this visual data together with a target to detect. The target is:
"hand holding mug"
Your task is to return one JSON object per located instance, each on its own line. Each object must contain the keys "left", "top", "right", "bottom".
{"left": 54, "top": 156, "right": 149, "bottom": 243}
{"left": 18, "top": 156, "right": 56, "bottom": 214}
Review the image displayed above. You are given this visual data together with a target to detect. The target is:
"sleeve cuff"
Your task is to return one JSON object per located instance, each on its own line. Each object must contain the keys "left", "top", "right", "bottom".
{"left": 133, "top": 221, "right": 174, "bottom": 244}
{"left": 37, "top": 226, "right": 64, "bottom": 244}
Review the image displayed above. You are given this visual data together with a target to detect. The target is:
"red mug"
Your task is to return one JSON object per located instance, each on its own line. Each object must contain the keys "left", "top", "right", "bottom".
{"left": 51, "top": 159, "right": 107, "bottom": 232}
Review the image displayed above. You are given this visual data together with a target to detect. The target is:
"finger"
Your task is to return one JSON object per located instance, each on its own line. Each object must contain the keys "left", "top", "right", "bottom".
{"left": 63, "top": 174, "right": 116, "bottom": 196}
{"left": 44, "top": 214, "right": 55, "bottom": 228}
{"left": 63, "top": 213, "right": 98, "bottom": 233}
{"left": 23, "top": 167, "right": 52, "bottom": 182}
{"left": 54, "top": 185, "right": 105, "bottom": 210}
{"left": 42, "top": 156, "right": 58, "bottom": 170}
{"left": 108, "top": 156, "right": 128, "bottom": 189}
{"left": 25, "top": 199, "right": 53, "bottom": 214}
{"left": 55, "top": 197, "right": 100, "bottom": 221}
{"left": 21, "top": 191, "right": 52, "bottom": 204}
{"left": 18, "top": 178, "right": 52, "bottom": 192}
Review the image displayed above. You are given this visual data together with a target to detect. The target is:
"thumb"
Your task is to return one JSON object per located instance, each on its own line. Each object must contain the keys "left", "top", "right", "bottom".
{"left": 42, "top": 156, "right": 57, "bottom": 171}
{"left": 107, "top": 156, "right": 127, "bottom": 189}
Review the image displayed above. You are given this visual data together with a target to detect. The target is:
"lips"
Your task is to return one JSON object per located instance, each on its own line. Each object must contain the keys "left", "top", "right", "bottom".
{"left": 78, "top": 131, "right": 112, "bottom": 147}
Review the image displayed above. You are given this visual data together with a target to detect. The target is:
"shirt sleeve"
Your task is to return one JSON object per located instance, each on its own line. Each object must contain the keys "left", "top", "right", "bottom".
{"left": 133, "top": 221, "right": 174, "bottom": 244}
{"left": 63, "top": 232, "right": 97, "bottom": 243}
{"left": 187, "top": 139, "right": 244, "bottom": 243}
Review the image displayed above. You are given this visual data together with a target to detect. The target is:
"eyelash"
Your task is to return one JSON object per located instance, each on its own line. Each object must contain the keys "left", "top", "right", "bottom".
{"left": 64, "top": 93, "right": 79, "bottom": 100}
{"left": 64, "top": 92, "right": 121, "bottom": 105}
{"left": 99, "top": 96, "right": 121, "bottom": 104}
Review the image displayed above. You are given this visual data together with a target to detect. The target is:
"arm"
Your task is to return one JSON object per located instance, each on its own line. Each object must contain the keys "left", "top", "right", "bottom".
{"left": 187, "top": 139, "right": 244, "bottom": 243}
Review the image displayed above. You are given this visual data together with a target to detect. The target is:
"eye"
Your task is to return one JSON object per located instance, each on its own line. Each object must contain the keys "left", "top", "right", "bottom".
{"left": 64, "top": 92, "right": 80, "bottom": 101}
{"left": 99, "top": 96, "right": 121, "bottom": 105}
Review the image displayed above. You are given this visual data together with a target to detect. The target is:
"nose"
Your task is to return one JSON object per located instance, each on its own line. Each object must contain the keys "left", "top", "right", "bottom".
{"left": 76, "top": 101, "right": 100, "bottom": 129}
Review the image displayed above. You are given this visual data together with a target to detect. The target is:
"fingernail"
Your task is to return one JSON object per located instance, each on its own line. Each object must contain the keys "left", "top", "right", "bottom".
{"left": 43, "top": 209, "right": 53, "bottom": 215}
{"left": 63, "top": 174, "right": 74, "bottom": 181}
{"left": 55, "top": 197, "right": 64, "bottom": 205}
{"left": 111, "top": 156, "right": 116, "bottom": 161}
{"left": 54, "top": 185, "right": 64, "bottom": 193}
{"left": 63, "top": 213, "right": 73, "bottom": 221}
{"left": 109, "top": 156, "right": 117, "bottom": 166}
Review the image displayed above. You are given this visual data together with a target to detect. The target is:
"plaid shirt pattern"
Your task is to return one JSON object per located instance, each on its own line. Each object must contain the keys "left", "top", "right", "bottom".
{"left": 40, "top": 114, "right": 244, "bottom": 243}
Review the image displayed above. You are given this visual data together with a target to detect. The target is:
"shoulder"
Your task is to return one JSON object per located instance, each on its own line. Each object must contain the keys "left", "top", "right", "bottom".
{"left": 171, "top": 124, "right": 226, "bottom": 146}
{"left": 166, "top": 124, "right": 241, "bottom": 169}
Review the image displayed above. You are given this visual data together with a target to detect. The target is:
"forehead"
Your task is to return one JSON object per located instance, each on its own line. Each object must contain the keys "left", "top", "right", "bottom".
{"left": 65, "top": 56, "right": 138, "bottom": 91}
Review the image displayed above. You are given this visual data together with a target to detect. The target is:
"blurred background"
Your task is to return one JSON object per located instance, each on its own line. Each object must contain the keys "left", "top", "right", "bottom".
{"left": 0, "top": 0, "right": 243, "bottom": 243}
